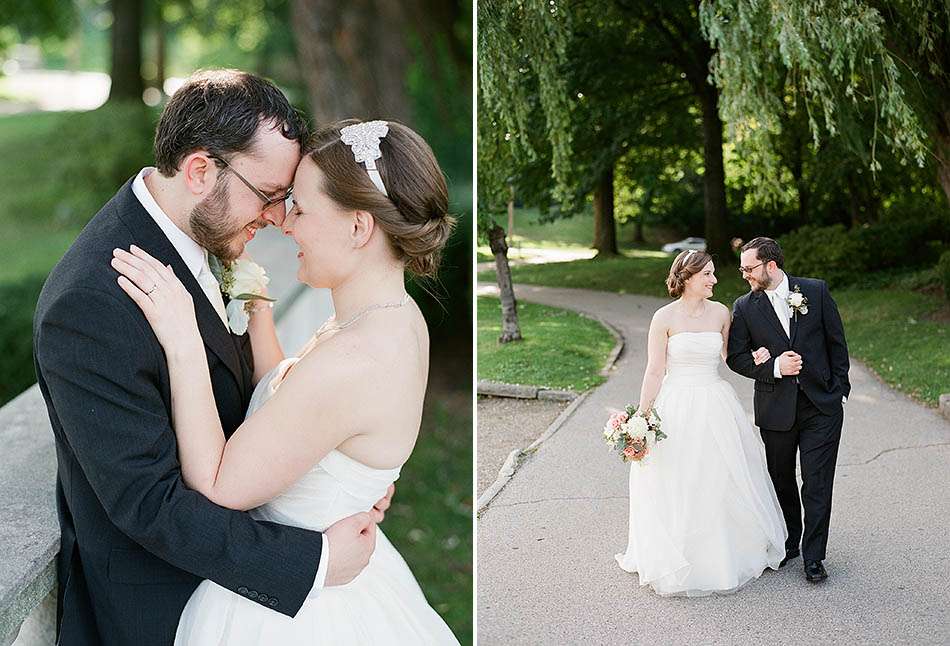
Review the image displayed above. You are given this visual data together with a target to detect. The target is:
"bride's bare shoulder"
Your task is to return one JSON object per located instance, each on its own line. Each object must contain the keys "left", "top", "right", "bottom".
{"left": 650, "top": 303, "right": 676, "bottom": 333}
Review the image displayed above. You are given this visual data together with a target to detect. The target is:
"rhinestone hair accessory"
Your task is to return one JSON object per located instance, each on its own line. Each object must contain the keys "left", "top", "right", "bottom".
{"left": 339, "top": 120, "right": 390, "bottom": 196}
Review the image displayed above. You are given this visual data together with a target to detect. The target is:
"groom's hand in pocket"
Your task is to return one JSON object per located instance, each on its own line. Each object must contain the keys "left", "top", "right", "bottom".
{"left": 324, "top": 512, "right": 377, "bottom": 586}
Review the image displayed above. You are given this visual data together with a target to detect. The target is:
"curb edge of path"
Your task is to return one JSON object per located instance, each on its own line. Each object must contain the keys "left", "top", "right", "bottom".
{"left": 475, "top": 285, "right": 626, "bottom": 398}
{"left": 476, "top": 390, "right": 590, "bottom": 515}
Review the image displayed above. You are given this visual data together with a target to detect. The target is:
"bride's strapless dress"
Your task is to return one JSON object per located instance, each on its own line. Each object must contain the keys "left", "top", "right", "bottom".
{"left": 615, "top": 332, "right": 787, "bottom": 596}
{"left": 175, "top": 358, "right": 459, "bottom": 644}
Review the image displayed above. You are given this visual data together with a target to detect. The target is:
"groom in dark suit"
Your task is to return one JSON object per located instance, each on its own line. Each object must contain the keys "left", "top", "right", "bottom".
{"left": 33, "top": 70, "right": 389, "bottom": 645}
{"left": 726, "top": 237, "right": 850, "bottom": 583}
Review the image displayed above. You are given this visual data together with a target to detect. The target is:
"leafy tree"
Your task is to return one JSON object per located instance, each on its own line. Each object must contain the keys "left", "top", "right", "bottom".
{"left": 479, "top": 0, "right": 735, "bottom": 257}
{"left": 701, "top": 0, "right": 950, "bottom": 204}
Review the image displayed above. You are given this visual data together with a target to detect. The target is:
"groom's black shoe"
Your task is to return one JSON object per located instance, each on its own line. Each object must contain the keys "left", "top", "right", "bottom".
{"left": 779, "top": 549, "right": 800, "bottom": 568}
{"left": 804, "top": 560, "right": 828, "bottom": 582}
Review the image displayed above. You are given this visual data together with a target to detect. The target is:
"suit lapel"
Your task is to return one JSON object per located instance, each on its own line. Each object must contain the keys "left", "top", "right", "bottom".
{"left": 787, "top": 276, "right": 800, "bottom": 345}
{"left": 752, "top": 290, "right": 790, "bottom": 344}
{"left": 114, "top": 181, "right": 246, "bottom": 397}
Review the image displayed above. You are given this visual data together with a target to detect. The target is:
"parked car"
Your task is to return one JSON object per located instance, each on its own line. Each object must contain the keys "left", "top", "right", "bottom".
{"left": 661, "top": 237, "right": 707, "bottom": 253}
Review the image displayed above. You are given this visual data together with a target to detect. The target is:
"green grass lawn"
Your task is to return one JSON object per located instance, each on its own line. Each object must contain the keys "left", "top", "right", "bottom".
{"left": 480, "top": 258, "right": 949, "bottom": 406}
{"left": 476, "top": 206, "right": 646, "bottom": 255}
{"left": 478, "top": 295, "right": 616, "bottom": 391}
{"left": 386, "top": 395, "right": 472, "bottom": 644}
{"left": 478, "top": 249, "right": 751, "bottom": 304}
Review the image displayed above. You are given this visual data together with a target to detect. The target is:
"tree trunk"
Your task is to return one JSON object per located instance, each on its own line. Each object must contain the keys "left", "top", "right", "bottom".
{"left": 936, "top": 109, "right": 950, "bottom": 205}
{"left": 635, "top": 185, "right": 654, "bottom": 244}
{"left": 488, "top": 224, "right": 522, "bottom": 343}
{"left": 291, "top": 0, "right": 413, "bottom": 125}
{"left": 155, "top": 3, "right": 166, "bottom": 95}
{"left": 592, "top": 166, "right": 618, "bottom": 257}
{"left": 698, "top": 86, "right": 730, "bottom": 258}
{"left": 108, "top": 0, "right": 144, "bottom": 102}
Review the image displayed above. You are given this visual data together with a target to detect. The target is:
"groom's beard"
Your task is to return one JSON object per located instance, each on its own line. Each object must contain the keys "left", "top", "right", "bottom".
{"left": 189, "top": 180, "right": 246, "bottom": 261}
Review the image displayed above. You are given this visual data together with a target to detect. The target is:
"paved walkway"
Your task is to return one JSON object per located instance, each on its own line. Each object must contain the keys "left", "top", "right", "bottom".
{"left": 477, "top": 284, "right": 950, "bottom": 645}
{"left": 477, "top": 396, "right": 569, "bottom": 497}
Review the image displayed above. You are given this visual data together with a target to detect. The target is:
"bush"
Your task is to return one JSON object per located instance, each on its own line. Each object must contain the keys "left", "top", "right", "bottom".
{"left": 50, "top": 103, "right": 156, "bottom": 227}
{"left": 780, "top": 213, "right": 950, "bottom": 288}
{"left": 779, "top": 224, "right": 868, "bottom": 287}
{"left": 854, "top": 212, "right": 950, "bottom": 271}
{"left": 0, "top": 274, "right": 46, "bottom": 405}
{"left": 938, "top": 250, "right": 950, "bottom": 301}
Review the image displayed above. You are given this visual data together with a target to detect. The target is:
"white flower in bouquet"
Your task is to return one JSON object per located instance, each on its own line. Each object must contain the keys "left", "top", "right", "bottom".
{"left": 622, "top": 415, "right": 649, "bottom": 438}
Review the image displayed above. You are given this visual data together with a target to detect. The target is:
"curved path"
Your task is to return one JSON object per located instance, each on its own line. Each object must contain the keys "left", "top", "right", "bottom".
{"left": 477, "top": 283, "right": 950, "bottom": 645}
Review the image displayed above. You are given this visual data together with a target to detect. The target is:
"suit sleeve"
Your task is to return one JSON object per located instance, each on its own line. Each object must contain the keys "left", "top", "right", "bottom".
{"left": 726, "top": 299, "right": 777, "bottom": 383}
{"left": 35, "top": 287, "right": 321, "bottom": 617}
{"left": 819, "top": 280, "right": 851, "bottom": 399}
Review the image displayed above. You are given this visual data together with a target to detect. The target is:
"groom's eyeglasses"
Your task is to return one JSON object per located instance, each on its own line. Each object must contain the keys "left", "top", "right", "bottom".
{"left": 209, "top": 155, "right": 293, "bottom": 212}
{"left": 739, "top": 262, "right": 765, "bottom": 275}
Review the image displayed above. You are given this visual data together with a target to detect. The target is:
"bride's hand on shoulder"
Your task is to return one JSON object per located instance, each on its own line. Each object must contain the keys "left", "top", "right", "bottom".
{"left": 111, "top": 245, "right": 201, "bottom": 355}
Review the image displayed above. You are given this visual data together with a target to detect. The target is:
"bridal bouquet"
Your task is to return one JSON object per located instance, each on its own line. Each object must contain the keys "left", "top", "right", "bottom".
{"left": 602, "top": 405, "right": 666, "bottom": 464}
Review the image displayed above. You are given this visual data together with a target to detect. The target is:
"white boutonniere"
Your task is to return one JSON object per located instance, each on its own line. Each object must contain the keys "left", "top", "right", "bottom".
{"left": 209, "top": 256, "right": 276, "bottom": 335}
{"left": 786, "top": 285, "right": 809, "bottom": 321}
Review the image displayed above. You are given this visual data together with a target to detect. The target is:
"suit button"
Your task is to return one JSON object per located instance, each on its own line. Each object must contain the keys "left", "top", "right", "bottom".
{"left": 258, "top": 594, "right": 269, "bottom": 603}
{"left": 268, "top": 598, "right": 278, "bottom": 607}
{"left": 238, "top": 587, "right": 248, "bottom": 595}
{"left": 248, "top": 590, "right": 258, "bottom": 599}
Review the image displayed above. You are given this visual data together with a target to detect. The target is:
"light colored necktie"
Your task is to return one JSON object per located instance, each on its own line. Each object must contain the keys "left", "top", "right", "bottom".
{"left": 197, "top": 263, "right": 230, "bottom": 331}
{"left": 769, "top": 291, "right": 790, "bottom": 337}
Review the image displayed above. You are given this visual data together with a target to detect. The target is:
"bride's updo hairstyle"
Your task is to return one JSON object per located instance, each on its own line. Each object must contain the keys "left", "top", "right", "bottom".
{"left": 306, "top": 119, "right": 455, "bottom": 278}
{"left": 666, "top": 249, "right": 712, "bottom": 298}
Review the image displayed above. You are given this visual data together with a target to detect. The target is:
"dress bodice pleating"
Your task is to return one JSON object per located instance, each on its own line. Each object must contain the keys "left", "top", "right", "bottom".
{"left": 246, "top": 357, "right": 402, "bottom": 533}
{"left": 664, "top": 332, "right": 724, "bottom": 386}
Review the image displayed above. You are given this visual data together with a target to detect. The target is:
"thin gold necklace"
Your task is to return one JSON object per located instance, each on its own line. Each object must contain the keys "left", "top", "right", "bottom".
{"left": 682, "top": 299, "right": 706, "bottom": 319}
{"left": 314, "top": 293, "right": 411, "bottom": 340}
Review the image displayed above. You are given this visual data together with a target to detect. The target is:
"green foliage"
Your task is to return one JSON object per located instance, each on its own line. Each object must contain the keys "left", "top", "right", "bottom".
{"left": 50, "top": 103, "right": 156, "bottom": 226}
{"left": 477, "top": 296, "right": 614, "bottom": 391}
{"left": 700, "top": 0, "right": 945, "bottom": 202}
{"left": 0, "top": 274, "right": 45, "bottom": 405}
{"left": 938, "top": 250, "right": 950, "bottom": 301}
{"left": 385, "top": 398, "right": 472, "bottom": 643}
{"left": 780, "top": 225, "right": 869, "bottom": 287}
{"left": 780, "top": 214, "right": 950, "bottom": 288}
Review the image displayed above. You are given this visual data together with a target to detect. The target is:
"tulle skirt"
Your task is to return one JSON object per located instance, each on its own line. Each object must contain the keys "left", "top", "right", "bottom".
{"left": 615, "top": 374, "right": 787, "bottom": 596}
{"left": 175, "top": 530, "right": 459, "bottom": 645}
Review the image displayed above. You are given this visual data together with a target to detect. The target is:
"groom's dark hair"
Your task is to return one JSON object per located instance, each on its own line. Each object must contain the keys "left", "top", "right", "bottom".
{"left": 153, "top": 69, "right": 309, "bottom": 176}
{"left": 742, "top": 237, "right": 785, "bottom": 269}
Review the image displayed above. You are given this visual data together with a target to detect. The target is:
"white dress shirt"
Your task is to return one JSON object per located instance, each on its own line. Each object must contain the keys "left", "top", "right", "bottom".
{"left": 131, "top": 167, "right": 330, "bottom": 598}
{"left": 765, "top": 273, "right": 791, "bottom": 380}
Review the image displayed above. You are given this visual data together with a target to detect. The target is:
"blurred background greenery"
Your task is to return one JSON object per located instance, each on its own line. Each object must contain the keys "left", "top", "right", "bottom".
{"left": 0, "top": 0, "right": 471, "bottom": 640}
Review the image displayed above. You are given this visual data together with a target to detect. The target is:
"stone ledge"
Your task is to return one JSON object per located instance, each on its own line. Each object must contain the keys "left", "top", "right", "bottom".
{"left": 0, "top": 386, "right": 57, "bottom": 646}
{"left": 940, "top": 394, "right": 950, "bottom": 421}
{"left": 476, "top": 380, "right": 579, "bottom": 402}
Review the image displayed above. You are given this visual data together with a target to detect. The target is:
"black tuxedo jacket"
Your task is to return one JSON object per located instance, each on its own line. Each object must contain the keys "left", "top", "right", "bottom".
{"left": 726, "top": 276, "right": 850, "bottom": 431}
{"left": 33, "top": 179, "right": 322, "bottom": 645}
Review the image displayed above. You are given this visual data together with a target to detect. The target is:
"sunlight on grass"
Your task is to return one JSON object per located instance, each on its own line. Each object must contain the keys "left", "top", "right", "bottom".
{"left": 477, "top": 296, "right": 615, "bottom": 391}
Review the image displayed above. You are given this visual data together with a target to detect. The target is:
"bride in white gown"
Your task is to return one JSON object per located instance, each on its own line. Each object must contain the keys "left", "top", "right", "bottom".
{"left": 615, "top": 250, "right": 787, "bottom": 596}
{"left": 112, "top": 119, "right": 459, "bottom": 643}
